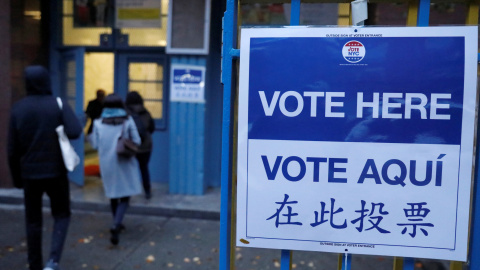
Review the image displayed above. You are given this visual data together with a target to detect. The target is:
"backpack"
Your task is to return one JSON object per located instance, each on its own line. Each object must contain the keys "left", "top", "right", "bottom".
{"left": 131, "top": 113, "right": 148, "bottom": 142}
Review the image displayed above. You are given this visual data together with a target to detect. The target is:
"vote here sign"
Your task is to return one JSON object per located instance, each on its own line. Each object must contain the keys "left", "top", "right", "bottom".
{"left": 236, "top": 26, "right": 478, "bottom": 261}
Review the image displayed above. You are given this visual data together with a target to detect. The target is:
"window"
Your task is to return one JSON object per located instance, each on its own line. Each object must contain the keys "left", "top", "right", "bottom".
{"left": 62, "top": 0, "right": 168, "bottom": 47}
{"left": 128, "top": 62, "right": 165, "bottom": 127}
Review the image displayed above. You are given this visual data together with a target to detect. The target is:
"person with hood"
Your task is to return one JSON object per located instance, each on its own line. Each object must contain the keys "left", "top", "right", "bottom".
{"left": 91, "top": 93, "right": 142, "bottom": 245}
{"left": 8, "top": 65, "right": 82, "bottom": 270}
{"left": 125, "top": 91, "right": 155, "bottom": 199}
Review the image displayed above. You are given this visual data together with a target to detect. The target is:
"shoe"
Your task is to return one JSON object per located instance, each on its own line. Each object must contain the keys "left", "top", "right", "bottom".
{"left": 145, "top": 192, "right": 152, "bottom": 200}
{"left": 43, "top": 260, "right": 60, "bottom": 270}
{"left": 110, "top": 226, "right": 120, "bottom": 245}
{"left": 119, "top": 224, "right": 126, "bottom": 232}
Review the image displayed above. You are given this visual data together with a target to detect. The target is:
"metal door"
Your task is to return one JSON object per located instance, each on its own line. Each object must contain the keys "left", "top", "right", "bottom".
{"left": 59, "top": 48, "right": 85, "bottom": 186}
{"left": 116, "top": 53, "right": 169, "bottom": 183}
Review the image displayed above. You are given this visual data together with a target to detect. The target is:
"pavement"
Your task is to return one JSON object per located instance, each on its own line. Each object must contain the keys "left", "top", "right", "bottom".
{"left": 0, "top": 176, "right": 221, "bottom": 220}
{"left": 0, "top": 177, "right": 454, "bottom": 270}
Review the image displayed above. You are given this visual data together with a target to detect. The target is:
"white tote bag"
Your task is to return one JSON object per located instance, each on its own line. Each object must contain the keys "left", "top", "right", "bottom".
{"left": 56, "top": 97, "right": 80, "bottom": 172}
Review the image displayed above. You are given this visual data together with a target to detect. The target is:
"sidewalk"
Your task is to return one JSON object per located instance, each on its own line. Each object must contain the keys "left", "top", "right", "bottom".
{"left": 0, "top": 205, "right": 400, "bottom": 270}
{"left": 0, "top": 178, "right": 453, "bottom": 270}
{"left": 0, "top": 176, "right": 221, "bottom": 220}
{"left": 0, "top": 206, "right": 451, "bottom": 270}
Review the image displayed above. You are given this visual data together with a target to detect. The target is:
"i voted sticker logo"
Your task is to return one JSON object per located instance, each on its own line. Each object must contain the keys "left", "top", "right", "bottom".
{"left": 342, "top": 40, "right": 365, "bottom": 63}
{"left": 173, "top": 69, "right": 203, "bottom": 84}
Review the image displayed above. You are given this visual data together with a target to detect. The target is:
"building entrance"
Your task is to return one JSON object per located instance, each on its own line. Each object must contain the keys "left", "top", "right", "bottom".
{"left": 83, "top": 52, "right": 114, "bottom": 179}
{"left": 57, "top": 50, "right": 167, "bottom": 187}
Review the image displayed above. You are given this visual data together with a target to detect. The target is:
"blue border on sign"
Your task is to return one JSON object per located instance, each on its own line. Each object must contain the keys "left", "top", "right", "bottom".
{"left": 245, "top": 34, "right": 465, "bottom": 250}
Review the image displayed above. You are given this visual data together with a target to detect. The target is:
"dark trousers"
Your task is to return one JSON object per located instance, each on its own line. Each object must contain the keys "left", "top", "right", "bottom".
{"left": 23, "top": 175, "right": 71, "bottom": 270}
{"left": 110, "top": 197, "right": 130, "bottom": 227}
{"left": 136, "top": 151, "right": 152, "bottom": 195}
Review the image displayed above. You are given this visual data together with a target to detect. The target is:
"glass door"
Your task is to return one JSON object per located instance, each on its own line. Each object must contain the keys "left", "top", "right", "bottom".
{"left": 115, "top": 53, "right": 168, "bottom": 184}
{"left": 116, "top": 54, "right": 167, "bottom": 129}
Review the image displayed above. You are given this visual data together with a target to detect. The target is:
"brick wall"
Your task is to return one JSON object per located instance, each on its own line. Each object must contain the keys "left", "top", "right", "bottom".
{"left": 1, "top": 0, "right": 45, "bottom": 187}
{"left": 0, "top": 1, "right": 11, "bottom": 187}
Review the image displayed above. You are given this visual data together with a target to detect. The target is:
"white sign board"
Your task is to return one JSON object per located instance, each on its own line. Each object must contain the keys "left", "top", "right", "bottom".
{"left": 236, "top": 26, "right": 478, "bottom": 261}
{"left": 170, "top": 64, "right": 205, "bottom": 103}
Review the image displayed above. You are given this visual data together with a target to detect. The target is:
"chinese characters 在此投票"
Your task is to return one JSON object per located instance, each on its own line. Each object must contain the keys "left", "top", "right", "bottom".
{"left": 266, "top": 194, "right": 434, "bottom": 239}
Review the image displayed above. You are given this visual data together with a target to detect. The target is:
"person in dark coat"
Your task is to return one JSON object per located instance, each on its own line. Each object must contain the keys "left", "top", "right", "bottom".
{"left": 85, "top": 89, "right": 106, "bottom": 134}
{"left": 8, "top": 66, "right": 82, "bottom": 270}
{"left": 125, "top": 91, "right": 155, "bottom": 199}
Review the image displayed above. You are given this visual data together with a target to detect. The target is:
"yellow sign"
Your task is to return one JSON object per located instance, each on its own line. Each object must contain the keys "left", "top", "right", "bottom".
{"left": 117, "top": 8, "right": 160, "bottom": 20}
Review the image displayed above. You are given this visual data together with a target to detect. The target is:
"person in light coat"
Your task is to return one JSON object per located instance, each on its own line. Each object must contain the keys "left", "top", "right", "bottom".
{"left": 91, "top": 93, "right": 142, "bottom": 245}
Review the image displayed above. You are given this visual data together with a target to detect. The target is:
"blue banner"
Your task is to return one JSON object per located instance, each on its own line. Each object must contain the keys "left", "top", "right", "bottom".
{"left": 247, "top": 37, "right": 465, "bottom": 145}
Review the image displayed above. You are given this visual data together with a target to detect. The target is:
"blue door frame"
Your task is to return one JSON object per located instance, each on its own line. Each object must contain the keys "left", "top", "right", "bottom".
{"left": 219, "top": 0, "right": 480, "bottom": 269}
